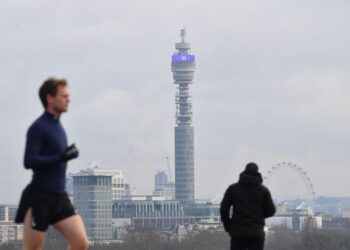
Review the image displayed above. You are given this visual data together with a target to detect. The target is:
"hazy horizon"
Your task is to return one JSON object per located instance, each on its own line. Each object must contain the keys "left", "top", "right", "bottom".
{"left": 1, "top": 0, "right": 350, "bottom": 204}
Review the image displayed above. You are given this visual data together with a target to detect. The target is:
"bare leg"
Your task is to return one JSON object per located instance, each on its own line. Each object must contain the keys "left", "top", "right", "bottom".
{"left": 23, "top": 208, "right": 45, "bottom": 250}
{"left": 53, "top": 215, "right": 89, "bottom": 250}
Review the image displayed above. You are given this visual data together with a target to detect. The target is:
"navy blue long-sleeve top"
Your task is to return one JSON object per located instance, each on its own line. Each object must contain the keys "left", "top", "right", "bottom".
{"left": 24, "top": 111, "right": 67, "bottom": 192}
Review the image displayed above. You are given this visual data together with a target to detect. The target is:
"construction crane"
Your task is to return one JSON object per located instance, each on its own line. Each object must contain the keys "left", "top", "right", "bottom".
{"left": 122, "top": 145, "right": 133, "bottom": 169}
{"left": 166, "top": 156, "right": 173, "bottom": 184}
{"left": 121, "top": 145, "right": 134, "bottom": 194}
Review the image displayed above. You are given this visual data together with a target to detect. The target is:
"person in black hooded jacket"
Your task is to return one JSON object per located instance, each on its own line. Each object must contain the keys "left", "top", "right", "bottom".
{"left": 220, "top": 162, "right": 275, "bottom": 250}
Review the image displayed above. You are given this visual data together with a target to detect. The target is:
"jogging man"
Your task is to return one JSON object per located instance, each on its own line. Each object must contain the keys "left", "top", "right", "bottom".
{"left": 15, "top": 78, "right": 89, "bottom": 250}
{"left": 220, "top": 162, "right": 275, "bottom": 250}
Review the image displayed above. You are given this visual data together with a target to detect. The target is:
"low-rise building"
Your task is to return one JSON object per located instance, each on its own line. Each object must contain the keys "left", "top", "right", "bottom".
{"left": 0, "top": 205, "right": 22, "bottom": 243}
{"left": 112, "top": 196, "right": 221, "bottom": 236}
{"left": 0, "top": 222, "right": 23, "bottom": 243}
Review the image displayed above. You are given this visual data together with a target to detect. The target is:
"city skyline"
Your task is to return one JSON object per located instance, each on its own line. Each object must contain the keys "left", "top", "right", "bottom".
{"left": 1, "top": 1, "right": 350, "bottom": 204}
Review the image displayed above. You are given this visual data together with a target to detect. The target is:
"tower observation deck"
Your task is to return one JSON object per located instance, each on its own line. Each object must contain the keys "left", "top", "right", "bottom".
{"left": 171, "top": 29, "right": 196, "bottom": 204}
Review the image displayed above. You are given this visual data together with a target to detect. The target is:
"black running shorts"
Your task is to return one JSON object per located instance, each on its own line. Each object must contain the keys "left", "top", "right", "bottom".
{"left": 15, "top": 184, "right": 76, "bottom": 231}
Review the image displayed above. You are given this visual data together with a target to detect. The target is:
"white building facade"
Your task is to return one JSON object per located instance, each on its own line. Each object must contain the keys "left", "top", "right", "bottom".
{"left": 0, "top": 205, "right": 22, "bottom": 243}
{"left": 78, "top": 165, "right": 129, "bottom": 201}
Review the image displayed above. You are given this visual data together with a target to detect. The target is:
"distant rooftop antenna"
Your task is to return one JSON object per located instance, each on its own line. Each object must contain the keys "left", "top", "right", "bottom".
{"left": 180, "top": 28, "right": 186, "bottom": 42}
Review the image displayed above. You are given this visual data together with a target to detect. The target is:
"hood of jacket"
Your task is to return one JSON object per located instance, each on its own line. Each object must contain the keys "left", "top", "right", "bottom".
{"left": 238, "top": 171, "right": 263, "bottom": 186}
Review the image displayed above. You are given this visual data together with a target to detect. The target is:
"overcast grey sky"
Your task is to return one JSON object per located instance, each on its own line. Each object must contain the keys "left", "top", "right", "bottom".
{"left": 1, "top": 0, "right": 349, "bottom": 203}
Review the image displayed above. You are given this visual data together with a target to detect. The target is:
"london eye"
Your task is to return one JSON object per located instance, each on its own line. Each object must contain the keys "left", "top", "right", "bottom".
{"left": 263, "top": 162, "right": 316, "bottom": 211}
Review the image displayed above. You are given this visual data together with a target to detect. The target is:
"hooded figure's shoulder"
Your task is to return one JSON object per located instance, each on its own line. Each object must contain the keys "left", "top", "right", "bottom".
{"left": 259, "top": 184, "right": 272, "bottom": 194}
{"left": 223, "top": 182, "right": 240, "bottom": 195}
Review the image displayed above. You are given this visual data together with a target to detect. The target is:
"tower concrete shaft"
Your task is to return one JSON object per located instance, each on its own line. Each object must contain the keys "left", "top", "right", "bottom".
{"left": 171, "top": 29, "right": 196, "bottom": 204}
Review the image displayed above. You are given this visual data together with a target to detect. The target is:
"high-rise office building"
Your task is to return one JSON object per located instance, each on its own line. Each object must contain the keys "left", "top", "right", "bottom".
{"left": 155, "top": 171, "right": 168, "bottom": 189}
{"left": 153, "top": 171, "right": 175, "bottom": 200}
{"left": 171, "top": 29, "right": 196, "bottom": 204}
{"left": 78, "top": 165, "right": 129, "bottom": 201}
{"left": 73, "top": 175, "right": 112, "bottom": 240}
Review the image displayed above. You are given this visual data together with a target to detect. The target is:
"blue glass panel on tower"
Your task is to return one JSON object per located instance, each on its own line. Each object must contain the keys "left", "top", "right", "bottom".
{"left": 172, "top": 55, "right": 196, "bottom": 62}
